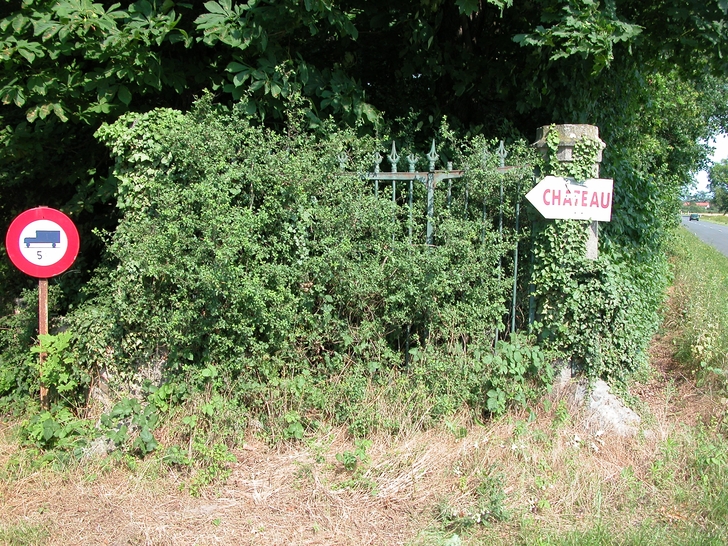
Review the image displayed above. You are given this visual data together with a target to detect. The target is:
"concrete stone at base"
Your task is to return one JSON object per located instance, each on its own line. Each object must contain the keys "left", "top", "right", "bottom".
{"left": 552, "top": 364, "right": 641, "bottom": 437}
{"left": 82, "top": 436, "right": 116, "bottom": 459}
{"left": 586, "top": 221, "right": 599, "bottom": 260}
{"left": 554, "top": 361, "right": 574, "bottom": 392}
{"left": 574, "top": 379, "right": 641, "bottom": 436}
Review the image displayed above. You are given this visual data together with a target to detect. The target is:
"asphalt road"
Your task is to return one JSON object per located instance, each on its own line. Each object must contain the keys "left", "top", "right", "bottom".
{"left": 681, "top": 216, "right": 728, "bottom": 257}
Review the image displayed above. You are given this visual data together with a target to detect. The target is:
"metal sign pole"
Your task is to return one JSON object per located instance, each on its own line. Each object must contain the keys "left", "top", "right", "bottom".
{"left": 38, "top": 277, "right": 49, "bottom": 408}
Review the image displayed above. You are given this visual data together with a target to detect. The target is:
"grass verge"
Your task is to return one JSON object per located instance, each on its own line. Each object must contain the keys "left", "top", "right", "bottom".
{"left": 698, "top": 213, "right": 728, "bottom": 225}
{"left": 668, "top": 226, "right": 728, "bottom": 390}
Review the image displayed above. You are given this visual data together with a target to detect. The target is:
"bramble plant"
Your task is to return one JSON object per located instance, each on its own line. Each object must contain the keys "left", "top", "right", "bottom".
{"left": 100, "top": 397, "right": 160, "bottom": 456}
{"left": 30, "top": 331, "right": 87, "bottom": 403}
{"left": 1, "top": 97, "right": 675, "bottom": 457}
{"left": 0, "top": 285, "right": 64, "bottom": 407}
{"left": 336, "top": 438, "right": 372, "bottom": 473}
{"left": 21, "top": 406, "right": 94, "bottom": 453}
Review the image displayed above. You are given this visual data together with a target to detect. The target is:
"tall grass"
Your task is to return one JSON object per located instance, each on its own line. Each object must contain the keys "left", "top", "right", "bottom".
{"left": 668, "top": 227, "right": 728, "bottom": 389}
{"left": 698, "top": 214, "right": 728, "bottom": 226}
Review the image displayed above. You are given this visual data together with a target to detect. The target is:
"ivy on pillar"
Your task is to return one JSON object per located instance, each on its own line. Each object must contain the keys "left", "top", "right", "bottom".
{"left": 532, "top": 124, "right": 606, "bottom": 260}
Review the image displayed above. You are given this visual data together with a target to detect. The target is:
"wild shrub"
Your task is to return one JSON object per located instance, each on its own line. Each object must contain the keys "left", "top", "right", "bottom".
{"left": 0, "top": 285, "right": 69, "bottom": 409}
{"left": 56, "top": 95, "right": 547, "bottom": 429}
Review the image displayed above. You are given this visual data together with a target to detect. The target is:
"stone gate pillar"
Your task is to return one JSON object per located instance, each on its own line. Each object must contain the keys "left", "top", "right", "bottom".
{"left": 532, "top": 124, "right": 606, "bottom": 260}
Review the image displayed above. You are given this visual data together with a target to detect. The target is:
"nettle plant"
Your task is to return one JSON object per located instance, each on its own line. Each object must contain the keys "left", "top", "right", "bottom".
{"left": 530, "top": 126, "right": 666, "bottom": 382}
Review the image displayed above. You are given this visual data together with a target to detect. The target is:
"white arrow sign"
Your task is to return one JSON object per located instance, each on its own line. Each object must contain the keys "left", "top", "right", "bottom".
{"left": 526, "top": 176, "right": 613, "bottom": 222}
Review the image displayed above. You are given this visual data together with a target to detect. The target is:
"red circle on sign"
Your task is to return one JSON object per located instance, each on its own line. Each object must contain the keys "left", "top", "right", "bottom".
{"left": 5, "top": 207, "right": 80, "bottom": 278}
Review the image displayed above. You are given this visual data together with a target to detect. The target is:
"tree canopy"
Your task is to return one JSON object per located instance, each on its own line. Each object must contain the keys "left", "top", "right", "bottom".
{"left": 2, "top": 0, "right": 726, "bottom": 127}
{"left": 709, "top": 158, "right": 728, "bottom": 212}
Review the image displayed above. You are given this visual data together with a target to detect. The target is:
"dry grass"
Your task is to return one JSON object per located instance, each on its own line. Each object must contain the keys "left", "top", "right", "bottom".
{"left": 1, "top": 341, "right": 723, "bottom": 546}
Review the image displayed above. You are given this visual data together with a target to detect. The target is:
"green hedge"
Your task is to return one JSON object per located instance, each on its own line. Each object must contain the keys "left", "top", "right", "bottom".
{"left": 15, "top": 95, "right": 545, "bottom": 429}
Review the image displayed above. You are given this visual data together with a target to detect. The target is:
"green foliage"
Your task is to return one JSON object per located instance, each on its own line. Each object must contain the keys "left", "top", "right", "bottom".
{"left": 514, "top": 0, "right": 643, "bottom": 75}
{"left": 0, "top": 290, "right": 39, "bottom": 402}
{"left": 162, "top": 403, "right": 239, "bottom": 497}
{"left": 709, "top": 159, "right": 728, "bottom": 213}
{"left": 474, "top": 469, "right": 510, "bottom": 523}
{"left": 0, "top": 1, "right": 200, "bottom": 124}
{"left": 475, "top": 336, "right": 553, "bottom": 415}
{"left": 438, "top": 465, "right": 510, "bottom": 531}
{"left": 530, "top": 128, "right": 668, "bottom": 381}
{"left": 30, "top": 331, "right": 89, "bottom": 404}
{"left": 2, "top": 0, "right": 726, "bottom": 330}
{"left": 532, "top": 227, "right": 667, "bottom": 380}
{"left": 162, "top": 439, "right": 236, "bottom": 497}
{"left": 2, "top": 0, "right": 725, "bottom": 135}
{"left": 2, "top": 0, "right": 722, "bottom": 429}
{"left": 21, "top": 406, "right": 94, "bottom": 452}
{"left": 0, "top": 0, "right": 378, "bottom": 130}
{"left": 100, "top": 397, "right": 160, "bottom": 456}
{"left": 0, "top": 285, "right": 66, "bottom": 406}
{"left": 185, "top": 441, "right": 236, "bottom": 497}
{"left": 334, "top": 438, "right": 376, "bottom": 491}
{"left": 602, "top": 70, "right": 720, "bottom": 249}
{"left": 55, "top": 95, "right": 549, "bottom": 429}
{"left": 336, "top": 438, "right": 371, "bottom": 472}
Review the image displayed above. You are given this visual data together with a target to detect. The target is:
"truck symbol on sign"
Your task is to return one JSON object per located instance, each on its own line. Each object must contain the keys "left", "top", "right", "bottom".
{"left": 24, "top": 230, "right": 61, "bottom": 248}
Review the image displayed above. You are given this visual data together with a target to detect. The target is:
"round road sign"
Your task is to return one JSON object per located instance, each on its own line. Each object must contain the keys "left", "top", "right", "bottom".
{"left": 5, "top": 207, "right": 80, "bottom": 278}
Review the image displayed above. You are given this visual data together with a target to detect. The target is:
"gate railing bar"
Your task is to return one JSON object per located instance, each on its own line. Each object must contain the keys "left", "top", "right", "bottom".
{"left": 339, "top": 139, "right": 530, "bottom": 349}
{"left": 363, "top": 140, "right": 464, "bottom": 247}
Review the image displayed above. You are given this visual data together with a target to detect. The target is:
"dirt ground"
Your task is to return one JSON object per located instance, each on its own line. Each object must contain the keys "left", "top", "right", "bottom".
{"left": 1, "top": 329, "right": 724, "bottom": 546}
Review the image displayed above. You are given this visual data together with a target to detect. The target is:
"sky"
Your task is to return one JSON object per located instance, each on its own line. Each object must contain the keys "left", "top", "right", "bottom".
{"left": 695, "top": 133, "right": 728, "bottom": 192}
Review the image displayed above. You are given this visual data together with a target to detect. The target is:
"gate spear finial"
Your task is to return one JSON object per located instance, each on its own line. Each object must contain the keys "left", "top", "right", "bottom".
{"left": 427, "top": 139, "right": 438, "bottom": 172}
{"left": 388, "top": 141, "right": 400, "bottom": 173}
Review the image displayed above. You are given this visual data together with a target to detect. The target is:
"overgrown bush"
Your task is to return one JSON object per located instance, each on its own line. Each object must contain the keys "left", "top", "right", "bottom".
{"left": 37, "top": 94, "right": 548, "bottom": 432}
{"left": 0, "top": 285, "right": 71, "bottom": 409}
{"left": 1, "top": 100, "right": 675, "bottom": 443}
